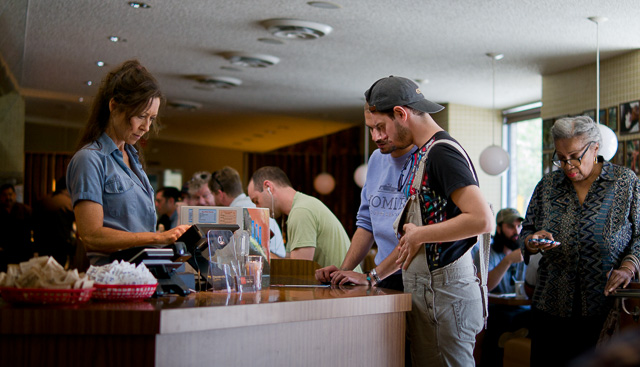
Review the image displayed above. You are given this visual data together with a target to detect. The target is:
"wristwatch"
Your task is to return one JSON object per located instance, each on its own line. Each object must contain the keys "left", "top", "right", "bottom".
{"left": 370, "top": 268, "right": 382, "bottom": 286}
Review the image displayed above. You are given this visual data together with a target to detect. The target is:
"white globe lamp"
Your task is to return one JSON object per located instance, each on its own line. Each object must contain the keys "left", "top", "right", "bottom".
{"left": 314, "top": 172, "right": 335, "bottom": 195}
{"left": 353, "top": 163, "right": 367, "bottom": 188}
{"left": 479, "top": 145, "right": 510, "bottom": 176}
{"left": 597, "top": 124, "right": 618, "bottom": 161}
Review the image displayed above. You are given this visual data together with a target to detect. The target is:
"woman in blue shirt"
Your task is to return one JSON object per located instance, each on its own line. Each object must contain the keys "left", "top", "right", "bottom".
{"left": 520, "top": 116, "right": 640, "bottom": 366}
{"left": 67, "top": 60, "right": 189, "bottom": 265}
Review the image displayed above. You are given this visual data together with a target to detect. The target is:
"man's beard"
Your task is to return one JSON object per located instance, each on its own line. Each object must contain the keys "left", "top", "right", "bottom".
{"left": 493, "top": 231, "right": 519, "bottom": 251}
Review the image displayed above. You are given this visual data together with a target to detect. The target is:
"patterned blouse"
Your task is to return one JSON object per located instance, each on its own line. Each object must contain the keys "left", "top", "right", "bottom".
{"left": 519, "top": 158, "right": 640, "bottom": 317}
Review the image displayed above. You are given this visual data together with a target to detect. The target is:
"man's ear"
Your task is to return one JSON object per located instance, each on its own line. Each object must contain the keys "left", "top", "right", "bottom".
{"left": 393, "top": 106, "right": 409, "bottom": 122}
{"left": 109, "top": 98, "right": 117, "bottom": 112}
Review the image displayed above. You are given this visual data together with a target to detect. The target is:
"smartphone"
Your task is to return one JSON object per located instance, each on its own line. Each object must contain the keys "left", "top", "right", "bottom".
{"left": 530, "top": 238, "right": 561, "bottom": 246}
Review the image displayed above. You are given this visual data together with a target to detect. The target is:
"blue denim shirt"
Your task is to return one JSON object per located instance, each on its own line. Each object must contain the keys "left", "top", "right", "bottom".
{"left": 67, "top": 133, "right": 156, "bottom": 234}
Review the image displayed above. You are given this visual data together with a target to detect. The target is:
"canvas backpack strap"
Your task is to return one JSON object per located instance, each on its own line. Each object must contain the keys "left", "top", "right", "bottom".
{"left": 425, "top": 138, "right": 490, "bottom": 327}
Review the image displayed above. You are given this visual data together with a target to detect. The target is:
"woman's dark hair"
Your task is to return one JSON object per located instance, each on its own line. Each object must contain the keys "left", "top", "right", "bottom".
{"left": 76, "top": 59, "right": 164, "bottom": 163}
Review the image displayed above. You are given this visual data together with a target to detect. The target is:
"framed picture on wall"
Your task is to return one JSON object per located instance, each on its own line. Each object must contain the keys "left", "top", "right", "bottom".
{"left": 608, "top": 106, "right": 618, "bottom": 132}
{"left": 583, "top": 109, "right": 596, "bottom": 120}
{"left": 598, "top": 109, "right": 607, "bottom": 124}
{"left": 542, "top": 119, "right": 554, "bottom": 150}
{"left": 620, "top": 101, "right": 640, "bottom": 135}
{"left": 612, "top": 141, "right": 625, "bottom": 166}
{"left": 626, "top": 140, "right": 640, "bottom": 174}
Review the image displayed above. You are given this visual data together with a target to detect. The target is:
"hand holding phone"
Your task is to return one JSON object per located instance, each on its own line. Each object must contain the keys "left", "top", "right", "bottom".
{"left": 530, "top": 238, "right": 561, "bottom": 246}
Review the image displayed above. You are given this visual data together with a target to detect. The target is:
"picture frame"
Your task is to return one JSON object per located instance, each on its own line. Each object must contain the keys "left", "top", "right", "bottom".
{"left": 542, "top": 119, "right": 554, "bottom": 150}
{"left": 612, "top": 141, "right": 625, "bottom": 166}
{"left": 608, "top": 106, "right": 618, "bottom": 132}
{"left": 598, "top": 109, "right": 607, "bottom": 125}
{"left": 619, "top": 101, "right": 640, "bottom": 135}
{"left": 625, "top": 140, "right": 640, "bottom": 174}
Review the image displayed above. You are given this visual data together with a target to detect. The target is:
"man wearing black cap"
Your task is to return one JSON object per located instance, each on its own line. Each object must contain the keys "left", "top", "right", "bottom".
{"left": 364, "top": 76, "right": 494, "bottom": 366}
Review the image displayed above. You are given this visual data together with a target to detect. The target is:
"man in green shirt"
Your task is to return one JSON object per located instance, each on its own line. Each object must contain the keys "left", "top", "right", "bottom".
{"left": 248, "top": 166, "right": 361, "bottom": 271}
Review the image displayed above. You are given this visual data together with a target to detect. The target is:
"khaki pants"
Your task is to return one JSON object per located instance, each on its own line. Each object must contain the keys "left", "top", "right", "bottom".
{"left": 403, "top": 246, "right": 484, "bottom": 367}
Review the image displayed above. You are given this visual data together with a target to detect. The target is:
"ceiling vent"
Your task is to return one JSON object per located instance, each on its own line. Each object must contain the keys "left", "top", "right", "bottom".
{"left": 224, "top": 52, "right": 280, "bottom": 68}
{"left": 262, "top": 19, "right": 333, "bottom": 40}
{"left": 167, "top": 100, "right": 202, "bottom": 111}
{"left": 195, "top": 76, "right": 242, "bottom": 89}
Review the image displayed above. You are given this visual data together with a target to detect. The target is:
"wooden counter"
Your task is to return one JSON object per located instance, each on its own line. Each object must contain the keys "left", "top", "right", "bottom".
{"left": 0, "top": 285, "right": 411, "bottom": 367}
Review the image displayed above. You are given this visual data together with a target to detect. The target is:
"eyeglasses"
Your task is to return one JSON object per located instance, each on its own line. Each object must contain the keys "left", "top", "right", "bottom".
{"left": 552, "top": 141, "right": 595, "bottom": 168}
{"left": 397, "top": 153, "right": 416, "bottom": 192}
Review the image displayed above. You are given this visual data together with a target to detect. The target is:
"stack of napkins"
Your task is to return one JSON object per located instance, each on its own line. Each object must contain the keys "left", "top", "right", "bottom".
{"left": 87, "top": 260, "right": 157, "bottom": 285}
{"left": 0, "top": 256, "right": 94, "bottom": 289}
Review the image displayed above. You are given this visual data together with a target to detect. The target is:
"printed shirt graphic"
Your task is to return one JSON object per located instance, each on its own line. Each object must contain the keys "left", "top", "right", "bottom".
{"left": 401, "top": 131, "right": 479, "bottom": 269}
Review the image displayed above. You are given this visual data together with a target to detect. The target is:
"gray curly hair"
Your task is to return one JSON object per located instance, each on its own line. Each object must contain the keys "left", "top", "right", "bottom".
{"left": 550, "top": 116, "right": 602, "bottom": 148}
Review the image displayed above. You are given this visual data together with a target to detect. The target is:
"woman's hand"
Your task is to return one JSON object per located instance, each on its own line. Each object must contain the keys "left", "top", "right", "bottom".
{"left": 524, "top": 230, "right": 560, "bottom": 253}
{"left": 329, "top": 270, "right": 369, "bottom": 286}
{"left": 396, "top": 223, "right": 422, "bottom": 270}
{"left": 605, "top": 264, "right": 635, "bottom": 296}
{"left": 160, "top": 224, "right": 190, "bottom": 244}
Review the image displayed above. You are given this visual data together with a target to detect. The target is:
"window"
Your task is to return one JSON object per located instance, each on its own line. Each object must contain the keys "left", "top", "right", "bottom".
{"left": 504, "top": 103, "right": 542, "bottom": 215}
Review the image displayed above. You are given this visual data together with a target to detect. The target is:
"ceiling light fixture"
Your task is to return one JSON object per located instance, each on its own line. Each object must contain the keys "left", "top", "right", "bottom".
{"left": 96, "top": 61, "right": 105, "bottom": 67}
{"left": 195, "top": 75, "right": 242, "bottom": 89}
{"left": 479, "top": 53, "right": 510, "bottom": 176}
{"left": 262, "top": 19, "right": 333, "bottom": 40}
{"left": 85, "top": 81, "right": 92, "bottom": 86}
{"left": 128, "top": 2, "right": 151, "bottom": 9}
{"left": 224, "top": 52, "right": 280, "bottom": 68}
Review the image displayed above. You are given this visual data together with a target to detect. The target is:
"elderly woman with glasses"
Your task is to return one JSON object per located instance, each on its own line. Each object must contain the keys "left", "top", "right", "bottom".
{"left": 519, "top": 116, "right": 640, "bottom": 366}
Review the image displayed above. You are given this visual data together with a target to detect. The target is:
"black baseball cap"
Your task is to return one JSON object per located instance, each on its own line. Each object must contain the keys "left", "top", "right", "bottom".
{"left": 364, "top": 76, "right": 445, "bottom": 114}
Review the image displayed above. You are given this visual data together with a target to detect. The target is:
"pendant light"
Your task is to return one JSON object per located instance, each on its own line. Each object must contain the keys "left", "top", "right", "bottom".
{"left": 353, "top": 126, "right": 369, "bottom": 188}
{"left": 588, "top": 16, "right": 618, "bottom": 160}
{"left": 479, "top": 53, "right": 510, "bottom": 176}
{"left": 314, "top": 135, "right": 336, "bottom": 194}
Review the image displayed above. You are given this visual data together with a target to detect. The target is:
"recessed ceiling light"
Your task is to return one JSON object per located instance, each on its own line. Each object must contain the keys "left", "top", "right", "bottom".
{"left": 128, "top": 2, "right": 151, "bottom": 9}
{"left": 262, "top": 19, "right": 332, "bottom": 40}
{"left": 258, "top": 38, "right": 285, "bottom": 45}
{"left": 109, "top": 36, "right": 119, "bottom": 42}
{"left": 78, "top": 97, "right": 84, "bottom": 102}
{"left": 307, "top": 1, "right": 342, "bottom": 9}
{"left": 96, "top": 61, "right": 105, "bottom": 67}
{"left": 85, "top": 81, "right": 92, "bottom": 86}
{"left": 224, "top": 52, "right": 280, "bottom": 68}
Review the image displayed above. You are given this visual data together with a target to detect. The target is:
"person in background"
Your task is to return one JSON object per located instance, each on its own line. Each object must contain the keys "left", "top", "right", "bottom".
{"left": 472, "top": 207, "right": 529, "bottom": 367}
{"left": 519, "top": 116, "right": 640, "bottom": 367}
{"left": 364, "top": 75, "right": 494, "bottom": 367}
{"left": 209, "top": 167, "right": 286, "bottom": 258}
{"left": 0, "top": 184, "right": 34, "bottom": 271}
{"left": 66, "top": 59, "right": 189, "bottom": 265}
{"left": 247, "top": 166, "right": 360, "bottom": 270}
{"left": 187, "top": 176, "right": 215, "bottom": 206}
{"left": 155, "top": 186, "right": 181, "bottom": 231}
{"left": 32, "top": 177, "right": 75, "bottom": 267}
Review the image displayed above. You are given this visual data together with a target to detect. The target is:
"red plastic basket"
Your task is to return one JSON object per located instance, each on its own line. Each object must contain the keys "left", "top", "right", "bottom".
{"left": 0, "top": 287, "right": 94, "bottom": 305}
{"left": 92, "top": 283, "right": 157, "bottom": 301}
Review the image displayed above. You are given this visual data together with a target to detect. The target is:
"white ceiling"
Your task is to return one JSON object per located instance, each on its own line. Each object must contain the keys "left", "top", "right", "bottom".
{"left": 3, "top": 0, "right": 640, "bottom": 152}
